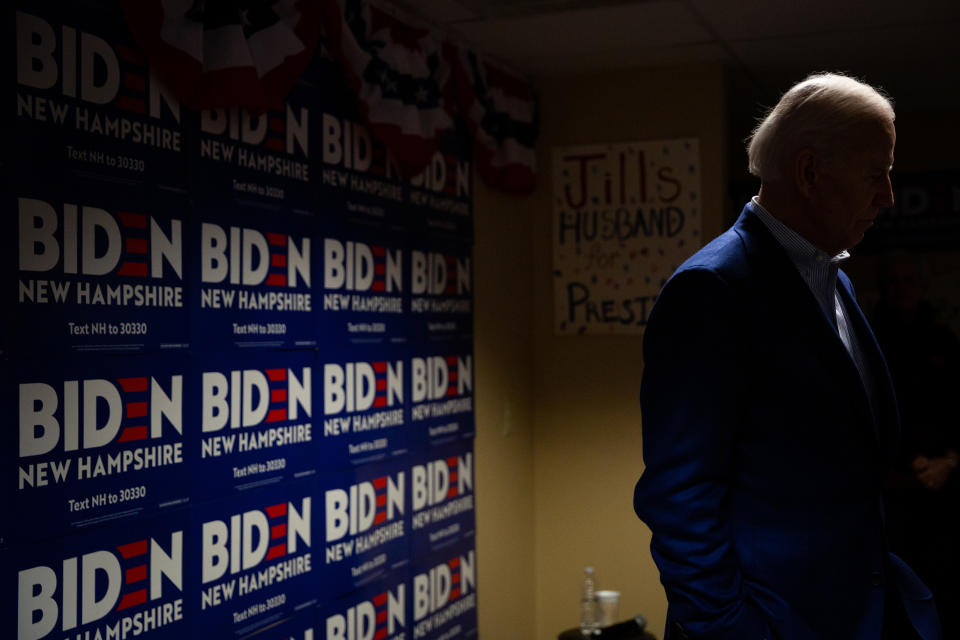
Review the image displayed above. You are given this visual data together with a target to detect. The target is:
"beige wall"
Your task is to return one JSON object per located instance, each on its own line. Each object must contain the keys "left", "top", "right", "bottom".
{"left": 530, "top": 66, "right": 727, "bottom": 640}
{"left": 473, "top": 65, "right": 728, "bottom": 639}
{"left": 473, "top": 174, "right": 538, "bottom": 638}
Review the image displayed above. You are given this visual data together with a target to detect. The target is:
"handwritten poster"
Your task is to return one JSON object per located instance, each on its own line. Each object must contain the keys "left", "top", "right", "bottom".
{"left": 552, "top": 139, "right": 702, "bottom": 335}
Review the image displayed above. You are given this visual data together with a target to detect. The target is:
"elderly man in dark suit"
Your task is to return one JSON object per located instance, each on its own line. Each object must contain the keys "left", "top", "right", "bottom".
{"left": 633, "top": 73, "right": 941, "bottom": 640}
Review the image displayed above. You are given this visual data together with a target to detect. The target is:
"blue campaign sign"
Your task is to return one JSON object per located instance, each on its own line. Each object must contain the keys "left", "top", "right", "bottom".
{"left": 318, "top": 343, "right": 411, "bottom": 470}
{"left": 5, "top": 180, "right": 190, "bottom": 355}
{"left": 7, "top": 2, "right": 189, "bottom": 192}
{"left": 190, "top": 479, "right": 317, "bottom": 639}
{"left": 188, "top": 76, "right": 317, "bottom": 214}
{"left": 308, "top": 57, "right": 409, "bottom": 233}
{"left": 4, "top": 352, "right": 191, "bottom": 544}
{"left": 408, "top": 543, "right": 478, "bottom": 640}
{"left": 1, "top": 506, "right": 190, "bottom": 640}
{"left": 317, "top": 462, "right": 410, "bottom": 601}
{"left": 243, "top": 609, "right": 317, "bottom": 640}
{"left": 409, "top": 441, "right": 476, "bottom": 559}
{"left": 190, "top": 199, "right": 317, "bottom": 350}
{"left": 407, "top": 236, "right": 473, "bottom": 344}
{"left": 317, "top": 220, "right": 410, "bottom": 348}
{"left": 190, "top": 350, "right": 319, "bottom": 501}
{"left": 408, "top": 341, "right": 475, "bottom": 449}
{"left": 405, "top": 123, "right": 474, "bottom": 240}
{"left": 317, "top": 571, "right": 410, "bottom": 640}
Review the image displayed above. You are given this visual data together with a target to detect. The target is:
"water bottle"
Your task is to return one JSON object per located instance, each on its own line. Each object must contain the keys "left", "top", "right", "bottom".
{"left": 580, "top": 566, "right": 598, "bottom": 636}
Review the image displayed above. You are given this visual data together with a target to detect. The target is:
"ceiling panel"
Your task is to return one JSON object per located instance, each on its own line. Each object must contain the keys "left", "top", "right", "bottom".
{"left": 394, "top": 0, "right": 960, "bottom": 111}
{"left": 452, "top": 1, "right": 711, "bottom": 68}
{"left": 689, "top": 0, "right": 960, "bottom": 42}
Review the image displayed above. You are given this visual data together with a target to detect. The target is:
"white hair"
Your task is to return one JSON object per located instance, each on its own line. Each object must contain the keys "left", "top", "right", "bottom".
{"left": 746, "top": 72, "right": 895, "bottom": 182}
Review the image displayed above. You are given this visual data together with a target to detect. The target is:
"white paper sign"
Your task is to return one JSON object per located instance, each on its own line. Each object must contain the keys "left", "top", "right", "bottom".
{"left": 552, "top": 138, "right": 702, "bottom": 335}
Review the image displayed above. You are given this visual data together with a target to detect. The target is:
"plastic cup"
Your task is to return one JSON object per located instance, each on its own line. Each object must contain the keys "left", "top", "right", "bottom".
{"left": 595, "top": 590, "right": 620, "bottom": 627}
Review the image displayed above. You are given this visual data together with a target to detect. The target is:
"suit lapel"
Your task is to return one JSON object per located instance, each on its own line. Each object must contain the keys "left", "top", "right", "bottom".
{"left": 732, "top": 205, "right": 880, "bottom": 444}
{"left": 836, "top": 276, "right": 901, "bottom": 460}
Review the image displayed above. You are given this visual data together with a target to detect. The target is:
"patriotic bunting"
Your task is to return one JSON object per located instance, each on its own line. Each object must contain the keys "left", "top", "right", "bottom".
{"left": 120, "top": 0, "right": 540, "bottom": 192}
{"left": 319, "top": 0, "right": 455, "bottom": 178}
{"left": 119, "top": 0, "right": 322, "bottom": 112}
{"left": 449, "top": 45, "right": 539, "bottom": 194}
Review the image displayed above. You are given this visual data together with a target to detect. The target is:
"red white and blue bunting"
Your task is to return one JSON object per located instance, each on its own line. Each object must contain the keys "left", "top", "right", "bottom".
{"left": 120, "top": 0, "right": 539, "bottom": 193}
{"left": 449, "top": 45, "right": 538, "bottom": 193}
{"left": 120, "top": 0, "right": 322, "bottom": 113}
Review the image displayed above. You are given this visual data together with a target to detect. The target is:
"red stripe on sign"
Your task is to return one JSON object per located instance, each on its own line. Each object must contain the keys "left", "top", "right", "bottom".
{"left": 372, "top": 245, "right": 386, "bottom": 257}
{"left": 446, "top": 356, "right": 458, "bottom": 366}
{"left": 265, "top": 273, "right": 287, "bottom": 287}
{"left": 126, "top": 237, "right": 147, "bottom": 254}
{"left": 118, "top": 212, "right": 147, "bottom": 228}
{"left": 445, "top": 285, "right": 457, "bottom": 295}
{"left": 117, "top": 589, "right": 147, "bottom": 611}
{"left": 125, "top": 565, "right": 147, "bottom": 584}
{"left": 117, "top": 540, "right": 148, "bottom": 558}
{"left": 449, "top": 558, "right": 460, "bottom": 568}
{"left": 118, "top": 426, "right": 148, "bottom": 442}
{"left": 126, "top": 402, "right": 147, "bottom": 418}
{"left": 116, "top": 44, "right": 145, "bottom": 66}
{"left": 445, "top": 185, "right": 456, "bottom": 195}
{"left": 271, "top": 523, "right": 287, "bottom": 539}
{"left": 373, "top": 593, "right": 388, "bottom": 607}
{"left": 266, "top": 233, "right": 287, "bottom": 246}
{"left": 376, "top": 494, "right": 386, "bottom": 507}
{"left": 265, "top": 137, "right": 283, "bottom": 152}
{"left": 271, "top": 253, "right": 286, "bottom": 267}
{"left": 449, "top": 587, "right": 461, "bottom": 600}
{"left": 266, "top": 369, "right": 286, "bottom": 381}
{"left": 373, "top": 477, "right": 387, "bottom": 489}
{"left": 376, "top": 379, "right": 386, "bottom": 391}
{"left": 116, "top": 96, "right": 146, "bottom": 114}
{"left": 269, "top": 118, "right": 284, "bottom": 132}
{"left": 451, "top": 573, "right": 461, "bottom": 584}
{"left": 123, "top": 72, "right": 145, "bottom": 91}
{"left": 374, "top": 263, "right": 385, "bottom": 275}
{"left": 447, "top": 486, "right": 458, "bottom": 499}
{"left": 449, "top": 471, "right": 458, "bottom": 484}
{"left": 271, "top": 389, "right": 287, "bottom": 403}
{"left": 446, "top": 386, "right": 457, "bottom": 396}
{"left": 373, "top": 396, "right": 387, "bottom": 408}
{"left": 371, "top": 281, "right": 385, "bottom": 292}
{"left": 370, "top": 165, "right": 384, "bottom": 176}
{"left": 446, "top": 457, "right": 458, "bottom": 467}
{"left": 266, "top": 408, "right": 287, "bottom": 423}
{"left": 117, "top": 262, "right": 148, "bottom": 277}
{"left": 449, "top": 371, "right": 458, "bottom": 382}
{"left": 374, "top": 512, "right": 386, "bottom": 525}
{"left": 377, "top": 610, "right": 387, "bottom": 624}
{"left": 446, "top": 255, "right": 456, "bottom": 265}
{"left": 265, "top": 544, "right": 285, "bottom": 561}
{"left": 373, "top": 361, "right": 387, "bottom": 373}
{"left": 374, "top": 628, "right": 387, "bottom": 640}
{"left": 266, "top": 503, "right": 287, "bottom": 518}
{"left": 117, "top": 377, "right": 148, "bottom": 392}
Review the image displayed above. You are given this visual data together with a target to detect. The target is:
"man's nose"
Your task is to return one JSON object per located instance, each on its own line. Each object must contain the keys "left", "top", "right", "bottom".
{"left": 876, "top": 173, "right": 894, "bottom": 207}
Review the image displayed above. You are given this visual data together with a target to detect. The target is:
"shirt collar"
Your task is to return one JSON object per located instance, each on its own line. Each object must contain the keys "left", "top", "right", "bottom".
{"left": 750, "top": 196, "right": 850, "bottom": 269}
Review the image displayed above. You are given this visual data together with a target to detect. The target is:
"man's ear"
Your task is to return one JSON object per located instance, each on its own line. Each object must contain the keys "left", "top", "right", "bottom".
{"left": 794, "top": 149, "right": 817, "bottom": 199}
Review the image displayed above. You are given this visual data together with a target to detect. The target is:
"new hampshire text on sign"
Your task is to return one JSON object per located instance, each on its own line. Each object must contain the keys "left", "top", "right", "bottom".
{"left": 552, "top": 139, "right": 702, "bottom": 335}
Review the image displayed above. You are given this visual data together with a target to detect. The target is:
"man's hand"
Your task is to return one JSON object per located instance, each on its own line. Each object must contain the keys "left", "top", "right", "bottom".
{"left": 912, "top": 455, "right": 955, "bottom": 490}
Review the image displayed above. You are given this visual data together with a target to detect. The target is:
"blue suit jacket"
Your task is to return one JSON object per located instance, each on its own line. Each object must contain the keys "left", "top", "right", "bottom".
{"left": 634, "top": 203, "right": 941, "bottom": 640}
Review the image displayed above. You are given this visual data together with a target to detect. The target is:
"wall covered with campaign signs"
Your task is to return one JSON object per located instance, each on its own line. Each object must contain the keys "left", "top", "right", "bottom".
{"left": 3, "top": 3, "right": 479, "bottom": 639}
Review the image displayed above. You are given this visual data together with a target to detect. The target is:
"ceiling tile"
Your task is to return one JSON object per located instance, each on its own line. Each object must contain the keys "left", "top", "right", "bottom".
{"left": 453, "top": 1, "right": 710, "bottom": 64}
{"left": 690, "top": 0, "right": 960, "bottom": 42}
